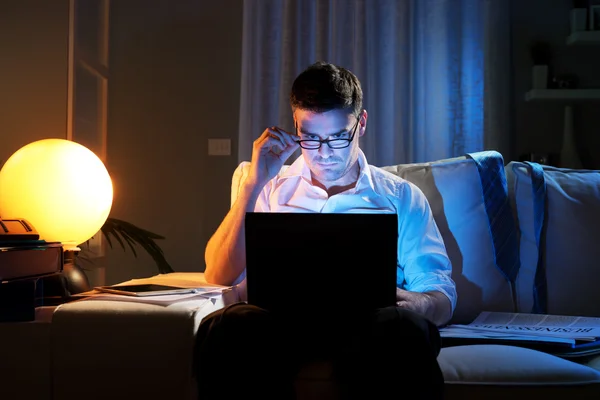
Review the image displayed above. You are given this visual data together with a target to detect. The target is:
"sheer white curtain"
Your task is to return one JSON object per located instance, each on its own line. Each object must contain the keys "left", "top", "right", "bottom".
{"left": 237, "top": 0, "right": 512, "bottom": 166}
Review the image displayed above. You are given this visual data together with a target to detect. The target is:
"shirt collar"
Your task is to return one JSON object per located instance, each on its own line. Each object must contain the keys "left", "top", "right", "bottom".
{"left": 279, "top": 149, "right": 376, "bottom": 193}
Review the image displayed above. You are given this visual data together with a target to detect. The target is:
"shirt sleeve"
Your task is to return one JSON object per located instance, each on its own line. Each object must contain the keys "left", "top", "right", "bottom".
{"left": 229, "top": 162, "right": 271, "bottom": 286}
{"left": 230, "top": 161, "right": 271, "bottom": 212}
{"left": 396, "top": 181, "right": 457, "bottom": 313}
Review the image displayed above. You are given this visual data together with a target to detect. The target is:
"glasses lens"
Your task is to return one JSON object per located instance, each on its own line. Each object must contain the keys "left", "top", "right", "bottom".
{"left": 299, "top": 141, "right": 321, "bottom": 149}
{"left": 328, "top": 140, "right": 351, "bottom": 149}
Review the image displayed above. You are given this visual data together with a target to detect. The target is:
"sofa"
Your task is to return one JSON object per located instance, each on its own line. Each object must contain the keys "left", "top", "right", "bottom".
{"left": 230, "top": 150, "right": 600, "bottom": 399}
{"left": 1, "top": 150, "right": 599, "bottom": 400}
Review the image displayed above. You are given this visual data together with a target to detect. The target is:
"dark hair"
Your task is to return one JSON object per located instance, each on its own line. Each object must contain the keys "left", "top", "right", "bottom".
{"left": 290, "top": 61, "right": 363, "bottom": 117}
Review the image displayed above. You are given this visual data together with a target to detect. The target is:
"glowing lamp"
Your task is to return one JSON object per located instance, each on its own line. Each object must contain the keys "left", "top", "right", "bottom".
{"left": 0, "top": 138, "right": 113, "bottom": 251}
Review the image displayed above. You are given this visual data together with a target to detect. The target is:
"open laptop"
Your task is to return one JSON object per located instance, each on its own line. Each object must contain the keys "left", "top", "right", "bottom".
{"left": 244, "top": 212, "right": 398, "bottom": 330}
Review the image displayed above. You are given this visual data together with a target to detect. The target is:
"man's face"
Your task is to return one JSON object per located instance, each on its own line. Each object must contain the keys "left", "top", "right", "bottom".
{"left": 294, "top": 108, "right": 365, "bottom": 188}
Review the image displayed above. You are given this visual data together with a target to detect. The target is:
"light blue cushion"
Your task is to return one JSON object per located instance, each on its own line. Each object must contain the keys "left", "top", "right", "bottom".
{"left": 507, "top": 162, "right": 600, "bottom": 316}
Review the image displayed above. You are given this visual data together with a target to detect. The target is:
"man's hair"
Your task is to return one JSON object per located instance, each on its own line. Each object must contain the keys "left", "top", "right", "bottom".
{"left": 290, "top": 61, "right": 363, "bottom": 117}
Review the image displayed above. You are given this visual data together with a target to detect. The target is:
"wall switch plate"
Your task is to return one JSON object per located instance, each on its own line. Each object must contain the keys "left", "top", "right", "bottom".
{"left": 208, "top": 139, "right": 231, "bottom": 156}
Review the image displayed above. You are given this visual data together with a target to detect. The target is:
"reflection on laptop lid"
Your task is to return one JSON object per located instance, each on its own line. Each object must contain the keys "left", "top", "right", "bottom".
{"left": 244, "top": 212, "right": 398, "bottom": 323}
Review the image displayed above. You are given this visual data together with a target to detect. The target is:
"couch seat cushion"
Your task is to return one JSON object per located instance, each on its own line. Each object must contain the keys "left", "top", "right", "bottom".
{"left": 293, "top": 345, "right": 600, "bottom": 400}
{"left": 440, "top": 344, "right": 600, "bottom": 385}
{"left": 584, "top": 355, "right": 600, "bottom": 372}
{"left": 440, "top": 344, "right": 600, "bottom": 399}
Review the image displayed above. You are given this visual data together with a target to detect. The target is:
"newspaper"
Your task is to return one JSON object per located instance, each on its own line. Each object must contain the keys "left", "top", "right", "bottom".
{"left": 440, "top": 311, "right": 600, "bottom": 345}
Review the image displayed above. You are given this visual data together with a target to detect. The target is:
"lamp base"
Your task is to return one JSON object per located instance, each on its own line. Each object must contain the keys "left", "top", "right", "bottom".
{"left": 62, "top": 250, "right": 91, "bottom": 294}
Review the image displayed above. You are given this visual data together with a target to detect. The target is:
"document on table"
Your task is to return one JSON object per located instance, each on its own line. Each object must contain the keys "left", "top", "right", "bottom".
{"left": 112, "top": 273, "right": 232, "bottom": 293}
{"left": 73, "top": 272, "right": 236, "bottom": 306}
{"left": 72, "top": 291, "right": 220, "bottom": 307}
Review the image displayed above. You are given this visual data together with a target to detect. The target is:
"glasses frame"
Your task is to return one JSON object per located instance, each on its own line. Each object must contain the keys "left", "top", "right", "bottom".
{"left": 294, "top": 114, "right": 361, "bottom": 150}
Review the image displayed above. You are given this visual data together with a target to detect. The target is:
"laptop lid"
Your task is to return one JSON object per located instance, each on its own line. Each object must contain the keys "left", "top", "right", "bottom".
{"left": 244, "top": 212, "right": 398, "bottom": 323}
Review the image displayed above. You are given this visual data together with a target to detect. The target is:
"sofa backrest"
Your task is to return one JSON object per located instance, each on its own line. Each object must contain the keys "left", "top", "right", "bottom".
{"left": 506, "top": 161, "right": 600, "bottom": 317}
{"left": 381, "top": 152, "right": 518, "bottom": 324}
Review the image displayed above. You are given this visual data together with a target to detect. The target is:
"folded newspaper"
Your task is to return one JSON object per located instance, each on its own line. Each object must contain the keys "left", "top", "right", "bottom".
{"left": 440, "top": 311, "right": 600, "bottom": 353}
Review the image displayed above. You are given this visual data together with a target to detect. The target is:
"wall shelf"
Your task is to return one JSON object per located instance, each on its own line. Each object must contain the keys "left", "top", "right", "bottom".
{"left": 566, "top": 31, "right": 600, "bottom": 45}
{"left": 525, "top": 89, "right": 600, "bottom": 101}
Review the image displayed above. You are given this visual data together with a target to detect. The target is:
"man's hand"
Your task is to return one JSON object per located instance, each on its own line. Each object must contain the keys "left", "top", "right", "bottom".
{"left": 396, "top": 288, "right": 432, "bottom": 316}
{"left": 248, "top": 127, "right": 299, "bottom": 189}
{"left": 396, "top": 288, "right": 452, "bottom": 327}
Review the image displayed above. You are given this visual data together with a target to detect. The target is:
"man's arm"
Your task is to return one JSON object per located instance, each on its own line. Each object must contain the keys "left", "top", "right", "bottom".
{"left": 204, "top": 178, "right": 262, "bottom": 285}
{"left": 395, "top": 181, "right": 457, "bottom": 326}
{"left": 204, "top": 127, "right": 299, "bottom": 286}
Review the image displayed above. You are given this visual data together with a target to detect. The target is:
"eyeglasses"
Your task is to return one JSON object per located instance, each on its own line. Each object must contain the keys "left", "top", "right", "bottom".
{"left": 294, "top": 115, "right": 360, "bottom": 150}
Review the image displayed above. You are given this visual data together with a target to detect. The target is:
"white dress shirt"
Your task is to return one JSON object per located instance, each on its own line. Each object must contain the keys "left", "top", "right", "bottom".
{"left": 238, "top": 149, "right": 457, "bottom": 312}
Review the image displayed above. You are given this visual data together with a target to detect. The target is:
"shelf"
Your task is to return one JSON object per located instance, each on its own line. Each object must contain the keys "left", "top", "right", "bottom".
{"left": 525, "top": 89, "right": 600, "bottom": 101}
{"left": 566, "top": 31, "right": 600, "bottom": 45}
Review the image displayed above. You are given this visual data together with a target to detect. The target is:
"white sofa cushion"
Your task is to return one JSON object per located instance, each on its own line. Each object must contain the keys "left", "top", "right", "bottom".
{"left": 506, "top": 162, "right": 600, "bottom": 316}
{"left": 381, "top": 152, "right": 517, "bottom": 324}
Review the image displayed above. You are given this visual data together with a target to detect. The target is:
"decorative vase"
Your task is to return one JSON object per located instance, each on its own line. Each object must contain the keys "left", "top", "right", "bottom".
{"left": 532, "top": 65, "right": 549, "bottom": 89}
{"left": 560, "top": 105, "right": 583, "bottom": 169}
{"left": 570, "top": 8, "right": 587, "bottom": 33}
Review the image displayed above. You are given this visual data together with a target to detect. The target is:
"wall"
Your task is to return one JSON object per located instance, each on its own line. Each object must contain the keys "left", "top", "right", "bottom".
{"left": 4, "top": 0, "right": 596, "bottom": 284}
{"left": 104, "top": 0, "right": 243, "bottom": 283}
{"left": 512, "top": 0, "right": 600, "bottom": 168}
{"left": 0, "top": 0, "right": 70, "bottom": 167}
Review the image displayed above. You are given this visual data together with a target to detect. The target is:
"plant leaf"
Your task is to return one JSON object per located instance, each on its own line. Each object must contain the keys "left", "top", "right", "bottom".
{"left": 98, "top": 217, "right": 174, "bottom": 274}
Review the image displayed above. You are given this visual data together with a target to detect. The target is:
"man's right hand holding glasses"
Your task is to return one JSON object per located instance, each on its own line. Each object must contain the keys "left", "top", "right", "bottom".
{"left": 248, "top": 126, "right": 299, "bottom": 190}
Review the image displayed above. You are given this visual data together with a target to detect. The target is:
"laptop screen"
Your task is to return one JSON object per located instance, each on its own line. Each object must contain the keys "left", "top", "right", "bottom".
{"left": 244, "top": 212, "right": 398, "bottom": 322}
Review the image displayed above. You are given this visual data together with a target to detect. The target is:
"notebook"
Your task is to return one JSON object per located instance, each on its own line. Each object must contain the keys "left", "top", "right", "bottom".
{"left": 244, "top": 212, "right": 398, "bottom": 327}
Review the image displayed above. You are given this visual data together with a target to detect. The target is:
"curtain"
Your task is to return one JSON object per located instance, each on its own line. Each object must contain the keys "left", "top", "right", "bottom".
{"left": 237, "top": 0, "right": 512, "bottom": 166}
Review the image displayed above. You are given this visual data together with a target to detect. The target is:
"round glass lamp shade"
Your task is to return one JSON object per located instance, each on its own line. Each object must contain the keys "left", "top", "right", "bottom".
{"left": 0, "top": 139, "right": 113, "bottom": 251}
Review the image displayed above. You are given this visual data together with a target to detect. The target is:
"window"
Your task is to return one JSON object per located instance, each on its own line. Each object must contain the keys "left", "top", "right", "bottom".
{"left": 67, "top": 0, "right": 110, "bottom": 258}
{"left": 67, "top": 0, "right": 109, "bottom": 162}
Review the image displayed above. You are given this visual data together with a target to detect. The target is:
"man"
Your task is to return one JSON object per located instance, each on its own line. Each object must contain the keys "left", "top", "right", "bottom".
{"left": 198, "top": 62, "right": 456, "bottom": 400}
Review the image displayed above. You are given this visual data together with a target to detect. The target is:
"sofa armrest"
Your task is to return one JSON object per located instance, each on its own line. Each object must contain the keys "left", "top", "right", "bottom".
{"left": 51, "top": 279, "right": 237, "bottom": 400}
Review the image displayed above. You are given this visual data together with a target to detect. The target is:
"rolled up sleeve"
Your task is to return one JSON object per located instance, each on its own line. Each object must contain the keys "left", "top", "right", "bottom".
{"left": 395, "top": 182, "right": 457, "bottom": 313}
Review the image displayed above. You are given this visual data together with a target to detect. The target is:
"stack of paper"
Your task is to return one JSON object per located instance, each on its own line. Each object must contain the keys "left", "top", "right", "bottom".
{"left": 73, "top": 272, "right": 238, "bottom": 307}
{"left": 112, "top": 272, "right": 231, "bottom": 290}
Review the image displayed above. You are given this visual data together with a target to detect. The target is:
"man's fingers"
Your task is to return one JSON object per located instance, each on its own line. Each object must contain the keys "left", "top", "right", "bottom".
{"left": 254, "top": 126, "right": 299, "bottom": 159}
{"left": 267, "top": 127, "right": 288, "bottom": 147}
{"left": 279, "top": 140, "right": 299, "bottom": 159}
{"left": 255, "top": 129, "right": 282, "bottom": 150}
{"left": 253, "top": 129, "right": 272, "bottom": 148}
{"left": 396, "top": 287, "right": 408, "bottom": 300}
{"left": 270, "top": 126, "right": 299, "bottom": 147}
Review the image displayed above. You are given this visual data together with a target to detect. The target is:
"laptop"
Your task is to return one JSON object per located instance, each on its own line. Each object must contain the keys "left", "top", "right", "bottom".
{"left": 244, "top": 212, "right": 398, "bottom": 329}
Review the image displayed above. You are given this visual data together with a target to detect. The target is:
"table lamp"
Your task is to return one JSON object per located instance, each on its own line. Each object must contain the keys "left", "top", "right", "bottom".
{"left": 0, "top": 138, "right": 113, "bottom": 297}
